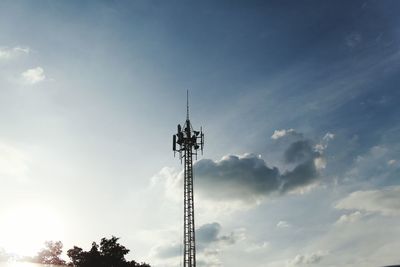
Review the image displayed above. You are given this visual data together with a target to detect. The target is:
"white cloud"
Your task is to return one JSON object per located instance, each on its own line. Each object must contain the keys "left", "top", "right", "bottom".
{"left": 387, "top": 159, "right": 396, "bottom": 166}
{"left": 0, "top": 46, "right": 30, "bottom": 59}
{"left": 314, "top": 132, "right": 334, "bottom": 154}
{"left": 335, "top": 186, "right": 400, "bottom": 216}
{"left": 276, "top": 220, "right": 291, "bottom": 228}
{"left": 336, "top": 211, "right": 363, "bottom": 225}
{"left": 271, "top": 129, "right": 295, "bottom": 140}
{"left": 323, "top": 132, "right": 335, "bottom": 141}
{"left": 314, "top": 157, "right": 326, "bottom": 170}
{"left": 21, "top": 66, "right": 46, "bottom": 84}
{"left": 287, "top": 251, "right": 328, "bottom": 266}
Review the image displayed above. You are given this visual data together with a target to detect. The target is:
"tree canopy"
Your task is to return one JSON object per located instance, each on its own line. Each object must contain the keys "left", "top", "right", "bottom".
{"left": 32, "top": 237, "right": 150, "bottom": 267}
{"left": 36, "top": 241, "right": 66, "bottom": 265}
{"left": 66, "top": 236, "right": 150, "bottom": 267}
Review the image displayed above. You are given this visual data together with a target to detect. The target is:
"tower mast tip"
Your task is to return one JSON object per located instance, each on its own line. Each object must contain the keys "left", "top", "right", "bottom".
{"left": 186, "top": 90, "right": 189, "bottom": 121}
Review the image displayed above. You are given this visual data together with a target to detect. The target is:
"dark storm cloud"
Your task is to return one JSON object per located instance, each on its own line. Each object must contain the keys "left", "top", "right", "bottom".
{"left": 194, "top": 138, "right": 322, "bottom": 202}
{"left": 196, "top": 223, "right": 236, "bottom": 248}
{"left": 196, "top": 222, "right": 220, "bottom": 244}
{"left": 284, "top": 140, "right": 320, "bottom": 164}
{"left": 280, "top": 159, "right": 318, "bottom": 193}
{"left": 195, "top": 155, "right": 280, "bottom": 202}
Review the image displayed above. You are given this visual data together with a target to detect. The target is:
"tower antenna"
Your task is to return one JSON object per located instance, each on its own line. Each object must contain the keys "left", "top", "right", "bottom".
{"left": 186, "top": 90, "right": 189, "bottom": 121}
{"left": 172, "top": 91, "right": 204, "bottom": 267}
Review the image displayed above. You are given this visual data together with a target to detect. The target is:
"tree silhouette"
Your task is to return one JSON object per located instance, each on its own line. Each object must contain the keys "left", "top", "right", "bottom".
{"left": 100, "top": 236, "right": 129, "bottom": 266}
{"left": 66, "top": 246, "right": 83, "bottom": 266}
{"left": 67, "top": 236, "right": 150, "bottom": 267}
{"left": 36, "top": 241, "right": 66, "bottom": 265}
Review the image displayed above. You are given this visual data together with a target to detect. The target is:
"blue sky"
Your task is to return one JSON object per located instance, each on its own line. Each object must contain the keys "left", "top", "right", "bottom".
{"left": 0, "top": 1, "right": 400, "bottom": 266}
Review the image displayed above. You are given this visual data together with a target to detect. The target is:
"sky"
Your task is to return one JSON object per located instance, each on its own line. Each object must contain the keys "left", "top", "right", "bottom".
{"left": 0, "top": 0, "right": 400, "bottom": 266}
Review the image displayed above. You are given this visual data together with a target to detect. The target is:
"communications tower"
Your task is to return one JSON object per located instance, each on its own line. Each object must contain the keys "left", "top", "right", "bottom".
{"left": 172, "top": 91, "right": 204, "bottom": 267}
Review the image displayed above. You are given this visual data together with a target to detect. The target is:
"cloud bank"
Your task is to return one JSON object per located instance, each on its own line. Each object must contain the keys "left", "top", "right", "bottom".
{"left": 194, "top": 133, "right": 327, "bottom": 203}
{"left": 335, "top": 186, "right": 400, "bottom": 216}
{"left": 153, "top": 130, "right": 332, "bottom": 206}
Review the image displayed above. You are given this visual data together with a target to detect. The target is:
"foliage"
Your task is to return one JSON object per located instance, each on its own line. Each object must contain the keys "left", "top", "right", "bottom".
{"left": 36, "top": 240, "right": 66, "bottom": 265}
{"left": 67, "top": 236, "right": 150, "bottom": 267}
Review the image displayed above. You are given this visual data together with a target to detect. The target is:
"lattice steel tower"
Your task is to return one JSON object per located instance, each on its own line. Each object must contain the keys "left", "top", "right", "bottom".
{"left": 173, "top": 91, "right": 204, "bottom": 267}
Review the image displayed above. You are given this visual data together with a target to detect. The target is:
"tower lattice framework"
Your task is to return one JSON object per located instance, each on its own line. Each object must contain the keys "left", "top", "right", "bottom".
{"left": 173, "top": 92, "right": 204, "bottom": 267}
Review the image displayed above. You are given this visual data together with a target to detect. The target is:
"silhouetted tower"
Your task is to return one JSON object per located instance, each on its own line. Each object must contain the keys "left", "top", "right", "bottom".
{"left": 173, "top": 91, "right": 204, "bottom": 267}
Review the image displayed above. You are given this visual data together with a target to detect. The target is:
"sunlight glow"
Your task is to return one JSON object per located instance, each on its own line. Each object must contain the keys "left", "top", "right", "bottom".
{"left": 0, "top": 263, "right": 43, "bottom": 267}
{"left": 0, "top": 202, "right": 65, "bottom": 257}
